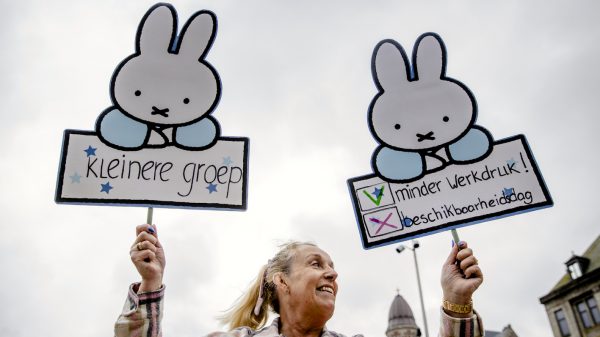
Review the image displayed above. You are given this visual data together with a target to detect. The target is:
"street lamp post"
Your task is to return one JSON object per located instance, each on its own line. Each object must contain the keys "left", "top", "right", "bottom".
{"left": 396, "top": 240, "right": 429, "bottom": 337}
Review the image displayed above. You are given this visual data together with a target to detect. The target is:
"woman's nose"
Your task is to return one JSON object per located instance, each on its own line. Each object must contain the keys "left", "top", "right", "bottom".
{"left": 325, "top": 267, "right": 338, "bottom": 281}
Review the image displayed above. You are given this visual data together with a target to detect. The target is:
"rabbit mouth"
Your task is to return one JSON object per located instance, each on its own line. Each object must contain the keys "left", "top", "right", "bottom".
{"left": 417, "top": 131, "right": 435, "bottom": 142}
{"left": 151, "top": 106, "right": 170, "bottom": 117}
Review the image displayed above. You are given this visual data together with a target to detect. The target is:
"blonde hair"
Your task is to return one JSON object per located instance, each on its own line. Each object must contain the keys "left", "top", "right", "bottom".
{"left": 219, "top": 241, "right": 316, "bottom": 330}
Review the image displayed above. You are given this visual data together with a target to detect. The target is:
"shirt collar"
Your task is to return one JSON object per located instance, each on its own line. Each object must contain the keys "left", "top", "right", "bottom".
{"left": 255, "top": 317, "right": 335, "bottom": 337}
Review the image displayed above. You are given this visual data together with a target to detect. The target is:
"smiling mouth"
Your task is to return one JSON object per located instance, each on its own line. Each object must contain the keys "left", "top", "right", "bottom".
{"left": 417, "top": 131, "right": 435, "bottom": 142}
{"left": 317, "top": 285, "right": 335, "bottom": 295}
{"left": 151, "top": 106, "right": 170, "bottom": 117}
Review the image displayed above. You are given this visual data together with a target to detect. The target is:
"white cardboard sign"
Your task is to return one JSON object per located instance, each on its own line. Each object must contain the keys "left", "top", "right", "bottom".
{"left": 56, "top": 132, "right": 248, "bottom": 209}
{"left": 348, "top": 33, "right": 552, "bottom": 248}
{"left": 349, "top": 136, "right": 551, "bottom": 248}
{"left": 55, "top": 4, "right": 249, "bottom": 210}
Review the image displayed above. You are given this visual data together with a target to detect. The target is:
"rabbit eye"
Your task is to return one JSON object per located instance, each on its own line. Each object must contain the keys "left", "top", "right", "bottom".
{"left": 183, "top": 98, "right": 190, "bottom": 104}
{"left": 134, "top": 90, "right": 141, "bottom": 97}
{"left": 443, "top": 116, "right": 449, "bottom": 122}
{"left": 394, "top": 124, "right": 401, "bottom": 130}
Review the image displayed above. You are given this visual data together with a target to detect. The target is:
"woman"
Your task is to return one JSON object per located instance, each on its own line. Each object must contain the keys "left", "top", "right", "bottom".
{"left": 115, "top": 224, "right": 484, "bottom": 337}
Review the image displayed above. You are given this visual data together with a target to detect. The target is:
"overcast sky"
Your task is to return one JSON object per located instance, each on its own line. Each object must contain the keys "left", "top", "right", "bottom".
{"left": 1, "top": 1, "right": 600, "bottom": 336}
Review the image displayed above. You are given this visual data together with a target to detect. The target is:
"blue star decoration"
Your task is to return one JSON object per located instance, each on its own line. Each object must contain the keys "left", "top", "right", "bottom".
{"left": 100, "top": 182, "right": 113, "bottom": 194}
{"left": 222, "top": 156, "right": 233, "bottom": 166}
{"left": 84, "top": 145, "right": 97, "bottom": 157}
{"left": 502, "top": 187, "right": 514, "bottom": 197}
{"left": 69, "top": 172, "right": 81, "bottom": 183}
{"left": 372, "top": 186, "right": 383, "bottom": 198}
{"left": 206, "top": 183, "right": 218, "bottom": 193}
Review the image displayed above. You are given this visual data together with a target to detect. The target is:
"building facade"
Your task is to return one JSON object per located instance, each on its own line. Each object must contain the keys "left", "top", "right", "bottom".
{"left": 485, "top": 325, "right": 518, "bottom": 337}
{"left": 386, "top": 293, "right": 421, "bottom": 337}
{"left": 540, "top": 235, "right": 600, "bottom": 337}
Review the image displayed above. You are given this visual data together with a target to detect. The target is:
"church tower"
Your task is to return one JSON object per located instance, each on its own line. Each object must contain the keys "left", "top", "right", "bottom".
{"left": 386, "top": 292, "right": 421, "bottom": 337}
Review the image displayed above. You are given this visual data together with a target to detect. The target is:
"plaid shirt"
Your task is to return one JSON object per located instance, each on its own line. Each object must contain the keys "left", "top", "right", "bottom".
{"left": 115, "top": 283, "right": 484, "bottom": 337}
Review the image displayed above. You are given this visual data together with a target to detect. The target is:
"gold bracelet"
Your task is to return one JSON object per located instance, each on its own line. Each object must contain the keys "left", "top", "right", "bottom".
{"left": 442, "top": 299, "right": 473, "bottom": 314}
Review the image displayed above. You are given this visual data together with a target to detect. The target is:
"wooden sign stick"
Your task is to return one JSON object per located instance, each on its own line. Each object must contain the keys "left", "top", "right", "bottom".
{"left": 451, "top": 229, "right": 460, "bottom": 245}
{"left": 147, "top": 207, "right": 153, "bottom": 225}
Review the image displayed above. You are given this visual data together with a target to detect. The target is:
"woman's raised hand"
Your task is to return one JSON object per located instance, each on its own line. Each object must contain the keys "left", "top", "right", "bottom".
{"left": 440, "top": 241, "right": 483, "bottom": 317}
{"left": 130, "top": 224, "right": 165, "bottom": 293}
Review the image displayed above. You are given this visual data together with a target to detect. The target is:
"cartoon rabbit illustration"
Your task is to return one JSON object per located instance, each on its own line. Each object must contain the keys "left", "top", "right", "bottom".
{"left": 369, "top": 33, "right": 493, "bottom": 182}
{"left": 96, "top": 4, "right": 221, "bottom": 151}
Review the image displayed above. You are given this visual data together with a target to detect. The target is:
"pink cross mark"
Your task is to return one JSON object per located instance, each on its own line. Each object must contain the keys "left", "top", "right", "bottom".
{"left": 369, "top": 212, "right": 398, "bottom": 234}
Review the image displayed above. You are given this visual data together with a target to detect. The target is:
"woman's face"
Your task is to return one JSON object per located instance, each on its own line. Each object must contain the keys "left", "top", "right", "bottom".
{"left": 282, "top": 245, "right": 338, "bottom": 321}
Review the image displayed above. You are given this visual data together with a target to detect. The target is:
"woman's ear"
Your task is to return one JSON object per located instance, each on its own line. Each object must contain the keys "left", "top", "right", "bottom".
{"left": 273, "top": 272, "right": 289, "bottom": 293}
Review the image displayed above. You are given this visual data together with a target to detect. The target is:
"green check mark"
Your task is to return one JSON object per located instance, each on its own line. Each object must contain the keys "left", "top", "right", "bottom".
{"left": 363, "top": 186, "right": 384, "bottom": 206}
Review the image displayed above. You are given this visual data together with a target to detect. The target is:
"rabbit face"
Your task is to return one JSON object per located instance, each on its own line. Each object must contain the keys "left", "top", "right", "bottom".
{"left": 371, "top": 80, "right": 473, "bottom": 150}
{"left": 114, "top": 54, "right": 218, "bottom": 125}
{"left": 111, "top": 4, "right": 221, "bottom": 126}
{"left": 369, "top": 34, "right": 476, "bottom": 151}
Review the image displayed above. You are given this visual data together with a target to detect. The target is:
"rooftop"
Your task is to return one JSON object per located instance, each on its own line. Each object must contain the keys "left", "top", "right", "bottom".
{"left": 387, "top": 293, "right": 418, "bottom": 332}
{"left": 540, "top": 234, "right": 600, "bottom": 304}
{"left": 552, "top": 234, "right": 600, "bottom": 290}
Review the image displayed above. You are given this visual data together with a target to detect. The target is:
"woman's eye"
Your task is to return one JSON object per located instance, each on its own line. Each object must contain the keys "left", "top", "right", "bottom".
{"left": 311, "top": 261, "right": 320, "bottom": 267}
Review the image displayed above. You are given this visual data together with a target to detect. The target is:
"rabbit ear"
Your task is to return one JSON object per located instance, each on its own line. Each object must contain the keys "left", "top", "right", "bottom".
{"left": 137, "top": 4, "right": 177, "bottom": 55}
{"left": 372, "top": 40, "right": 410, "bottom": 90}
{"left": 413, "top": 33, "right": 446, "bottom": 80}
{"left": 177, "top": 11, "right": 217, "bottom": 61}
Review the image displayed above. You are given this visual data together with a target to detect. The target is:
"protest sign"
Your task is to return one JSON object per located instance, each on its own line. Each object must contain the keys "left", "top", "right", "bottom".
{"left": 349, "top": 135, "right": 551, "bottom": 248}
{"left": 55, "top": 3, "right": 249, "bottom": 210}
{"left": 56, "top": 131, "right": 247, "bottom": 209}
{"left": 348, "top": 33, "right": 552, "bottom": 248}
